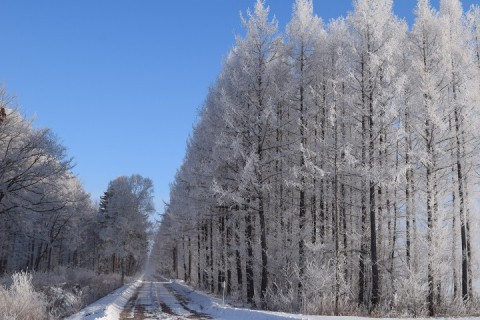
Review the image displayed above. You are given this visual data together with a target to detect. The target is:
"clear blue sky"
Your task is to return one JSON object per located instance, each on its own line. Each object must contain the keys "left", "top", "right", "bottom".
{"left": 0, "top": 0, "right": 476, "bottom": 215}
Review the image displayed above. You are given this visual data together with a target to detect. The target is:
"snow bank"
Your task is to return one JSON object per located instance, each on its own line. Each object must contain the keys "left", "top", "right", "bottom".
{"left": 170, "top": 281, "right": 314, "bottom": 319}
{"left": 68, "top": 278, "right": 480, "bottom": 320}
{"left": 66, "top": 279, "right": 141, "bottom": 320}
{"left": 169, "top": 281, "right": 480, "bottom": 320}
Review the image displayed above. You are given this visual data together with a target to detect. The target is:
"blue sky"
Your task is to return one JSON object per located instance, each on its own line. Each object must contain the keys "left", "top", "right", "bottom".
{"left": 0, "top": 0, "right": 476, "bottom": 216}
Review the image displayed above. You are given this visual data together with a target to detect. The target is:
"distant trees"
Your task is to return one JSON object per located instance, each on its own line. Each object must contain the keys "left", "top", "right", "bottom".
{"left": 153, "top": 0, "right": 480, "bottom": 317}
{"left": 0, "top": 88, "right": 155, "bottom": 282}
{"left": 97, "top": 174, "right": 154, "bottom": 283}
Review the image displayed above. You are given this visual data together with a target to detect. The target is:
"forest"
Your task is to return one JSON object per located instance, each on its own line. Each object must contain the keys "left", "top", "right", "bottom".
{"left": 0, "top": 86, "right": 155, "bottom": 317}
{"left": 153, "top": 0, "right": 480, "bottom": 316}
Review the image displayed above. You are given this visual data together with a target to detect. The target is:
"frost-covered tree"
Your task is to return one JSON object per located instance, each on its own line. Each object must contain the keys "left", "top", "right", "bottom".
{"left": 98, "top": 175, "right": 154, "bottom": 283}
{"left": 285, "top": 0, "right": 324, "bottom": 298}
{"left": 153, "top": 0, "right": 480, "bottom": 316}
{"left": 439, "top": 0, "right": 479, "bottom": 303}
{"left": 408, "top": 1, "right": 451, "bottom": 314}
{"left": 0, "top": 88, "right": 100, "bottom": 275}
{"left": 213, "top": 0, "right": 286, "bottom": 306}
{"left": 345, "top": 0, "right": 406, "bottom": 309}
{"left": 0, "top": 110, "right": 73, "bottom": 217}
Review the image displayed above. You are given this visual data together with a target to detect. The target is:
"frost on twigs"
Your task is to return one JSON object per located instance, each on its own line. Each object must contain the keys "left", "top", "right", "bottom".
{"left": 0, "top": 272, "right": 48, "bottom": 320}
{"left": 154, "top": 0, "right": 480, "bottom": 316}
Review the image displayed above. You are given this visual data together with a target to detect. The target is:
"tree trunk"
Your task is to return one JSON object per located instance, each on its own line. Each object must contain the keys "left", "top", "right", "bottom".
{"left": 359, "top": 110, "right": 367, "bottom": 307}
{"left": 197, "top": 225, "right": 201, "bottom": 286}
{"left": 259, "top": 198, "right": 268, "bottom": 307}
{"left": 454, "top": 105, "right": 469, "bottom": 302}
{"left": 245, "top": 213, "right": 255, "bottom": 306}
{"left": 235, "top": 220, "right": 243, "bottom": 293}
{"left": 172, "top": 246, "right": 177, "bottom": 280}
{"left": 183, "top": 237, "right": 187, "bottom": 282}
{"left": 449, "top": 115, "right": 458, "bottom": 300}
{"left": 188, "top": 236, "right": 192, "bottom": 282}
{"left": 298, "top": 44, "right": 306, "bottom": 300}
{"left": 426, "top": 114, "right": 435, "bottom": 316}
{"left": 121, "top": 256, "right": 125, "bottom": 285}
{"left": 209, "top": 216, "right": 214, "bottom": 292}
{"left": 369, "top": 87, "right": 379, "bottom": 312}
{"left": 405, "top": 109, "right": 412, "bottom": 269}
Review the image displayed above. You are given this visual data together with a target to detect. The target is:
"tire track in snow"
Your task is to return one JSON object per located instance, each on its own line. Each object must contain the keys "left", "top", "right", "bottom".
{"left": 119, "top": 280, "right": 211, "bottom": 319}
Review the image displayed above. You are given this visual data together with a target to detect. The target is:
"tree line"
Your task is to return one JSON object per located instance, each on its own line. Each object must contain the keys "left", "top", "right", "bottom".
{"left": 153, "top": 0, "right": 480, "bottom": 316}
{"left": 0, "top": 88, "right": 154, "bottom": 282}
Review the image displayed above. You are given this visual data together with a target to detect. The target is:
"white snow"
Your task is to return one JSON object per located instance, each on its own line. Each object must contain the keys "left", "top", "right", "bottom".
{"left": 167, "top": 281, "right": 480, "bottom": 320}
{"left": 67, "top": 278, "right": 480, "bottom": 320}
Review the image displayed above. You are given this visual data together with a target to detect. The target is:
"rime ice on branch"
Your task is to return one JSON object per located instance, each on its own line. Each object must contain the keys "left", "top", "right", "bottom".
{"left": 153, "top": 0, "right": 480, "bottom": 316}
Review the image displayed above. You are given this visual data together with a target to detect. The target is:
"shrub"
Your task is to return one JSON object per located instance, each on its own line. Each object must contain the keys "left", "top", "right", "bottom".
{"left": 31, "top": 267, "right": 122, "bottom": 317}
{"left": 0, "top": 272, "right": 48, "bottom": 320}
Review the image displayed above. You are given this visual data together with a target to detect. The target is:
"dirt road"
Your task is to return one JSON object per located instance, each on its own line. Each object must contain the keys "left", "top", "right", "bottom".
{"left": 119, "top": 279, "right": 211, "bottom": 320}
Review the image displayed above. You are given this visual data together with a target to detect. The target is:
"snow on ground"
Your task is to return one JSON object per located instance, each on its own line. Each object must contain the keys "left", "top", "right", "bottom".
{"left": 66, "top": 279, "right": 142, "bottom": 320}
{"left": 68, "top": 277, "right": 480, "bottom": 320}
{"left": 167, "top": 281, "right": 478, "bottom": 320}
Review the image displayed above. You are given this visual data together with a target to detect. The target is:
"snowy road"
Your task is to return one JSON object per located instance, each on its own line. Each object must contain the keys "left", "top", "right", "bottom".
{"left": 71, "top": 276, "right": 373, "bottom": 320}
{"left": 119, "top": 278, "right": 211, "bottom": 319}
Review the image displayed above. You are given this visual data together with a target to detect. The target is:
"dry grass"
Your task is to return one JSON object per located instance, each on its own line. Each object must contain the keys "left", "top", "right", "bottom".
{"left": 0, "top": 272, "right": 49, "bottom": 320}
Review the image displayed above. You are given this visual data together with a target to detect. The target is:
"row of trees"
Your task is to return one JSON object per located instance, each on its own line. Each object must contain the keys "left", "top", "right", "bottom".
{"left": 0, "top": 88, "right": 89, "bottom": 273}
{"left": 0, "top": 88, "right": 154, "bottom": 281}
{"left": 153, "top": 0, "right": 480, "bottom": 316}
